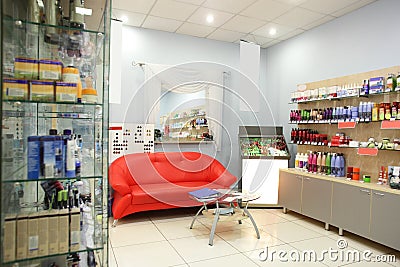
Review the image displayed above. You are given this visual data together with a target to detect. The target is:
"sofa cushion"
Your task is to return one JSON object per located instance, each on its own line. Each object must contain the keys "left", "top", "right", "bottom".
{"left": 130, "top": 181, "right": 217, "bottom": 205}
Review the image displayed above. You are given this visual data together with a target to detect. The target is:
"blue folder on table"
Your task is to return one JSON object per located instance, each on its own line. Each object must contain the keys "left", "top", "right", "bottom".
{"left": 189, "top": 188, "right": 220, "bottom": 199}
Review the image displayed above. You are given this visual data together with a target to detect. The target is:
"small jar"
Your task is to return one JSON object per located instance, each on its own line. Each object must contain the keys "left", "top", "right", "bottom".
{"left": 347, "top": 167, "right": 353, "bottom": 179}
{"left": 363, "top": 175, "right": 371, "bottom": 183}
{"left": 352, "top": 167, "right": 360, "bottom": 180}
{"left": 81, "top": 88, "right": 98, "bottom": 103}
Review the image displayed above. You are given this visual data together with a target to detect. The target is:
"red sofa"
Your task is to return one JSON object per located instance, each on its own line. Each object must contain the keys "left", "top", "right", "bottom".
{"left": 109, "top": 152, "right": 237, "bottom": 223}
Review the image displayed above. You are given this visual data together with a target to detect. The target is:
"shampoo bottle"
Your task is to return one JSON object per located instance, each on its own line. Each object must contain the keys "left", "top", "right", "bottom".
{"left": 321, "top": 153, "right": 326, "bottom": 174}
{"left": 316, "top": 152, "right": 322, "bottom": 173}
{"left": 330, "top": 154, "right": 337, "bottom": 176}
{"left": 326, "top": 153, "right": 331, "bottom": 175}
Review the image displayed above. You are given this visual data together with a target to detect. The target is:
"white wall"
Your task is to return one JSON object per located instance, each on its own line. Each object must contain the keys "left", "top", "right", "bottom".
{"left": 265, "top": 0, "right": 400, "bottom": 165}
{"left": 110, "top": 27, "right": 275, "bottom": 177}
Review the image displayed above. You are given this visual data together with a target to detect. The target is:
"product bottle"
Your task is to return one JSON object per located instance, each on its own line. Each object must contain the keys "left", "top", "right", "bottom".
{"left": 302, "top": 153, "right": 308, "bottom": 171}
{"left": 49, "top": 129, "right": 64, "bottom": 177}
{"left": 325, "top": 153, "right": 331, "bottom": 175}
{"left": 385, "top": 104, "right": 392, "bottom": 120}
{"left": 308, "top": 152, "right": 313, "bottom": 172}
{"left": 366, "top": 102, "right": 372, "bottom": 121}
{"left": 379, "top": 103, "right": 385, "bottom": 121}
{"left": 295, "top": 153, "right": 300, "bottom": 169}
{"left": 392, "top": 102, "right": 398, "bottom": 119}
{"left": 312, "top": 152, "right": 317, "bottom": 173}
{"left": 337, "top": 154, "right": 343, "bottom": 177}
{"left": 338, "top": 154, "right": 345, "bottom": 177}
{"left": 372, "top": 103, "right": 379, "bottom": 121}
{"left": 298, "top": 153, "right": 303, "bottom": 169}
{"left": 396, "top": 72, "right": 400, "bottom": 91}
{"left": 63, "top": 129, "right": 76, "bottom": 178}
{"left": 397, "top": 102, "right": 400, "bottom": 120}
{"left": 358, "top": 102, "right": 363, "bottom": 119}
{"left": 334, "top": 154, "right": 341, "bottom": 177}
{"left": 316, "top": 152, "right": 322, "bottom": 173}
{"left": 321, "top": 153, "right": 326, "bottom": 174}
{"left": 330, "top": 154, "right": 336, "bottom": 176}
{"left": 386, "top": 73, "right": 397, "bottom": 92}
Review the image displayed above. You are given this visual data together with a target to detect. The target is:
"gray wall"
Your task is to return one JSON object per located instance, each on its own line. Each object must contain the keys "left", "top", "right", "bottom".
{"left": 266, "top": 0, "right": 400, "bottom": 165}
{"left": 110, "top": 27, "right": 276, "bottom": 177}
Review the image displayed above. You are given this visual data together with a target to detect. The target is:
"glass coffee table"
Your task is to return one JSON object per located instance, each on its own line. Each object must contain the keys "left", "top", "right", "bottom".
{"left": 189, "top": 189, "right": 260, "bottom": 246}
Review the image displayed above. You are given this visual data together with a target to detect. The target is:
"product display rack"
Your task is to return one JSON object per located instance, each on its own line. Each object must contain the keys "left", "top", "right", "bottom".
{"left": 1, "top": 1, "right": 110, "bottom": 266}
{"left": 161, "top": 106, "right": 210, "bottom": 142}
{"left": 289, "top": 66, "right": 400, "bottom": 182}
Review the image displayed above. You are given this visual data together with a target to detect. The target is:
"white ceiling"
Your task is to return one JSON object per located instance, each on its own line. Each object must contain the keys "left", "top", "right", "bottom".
{"left": 111, "top": 0, "right": 377, "bottom": 48}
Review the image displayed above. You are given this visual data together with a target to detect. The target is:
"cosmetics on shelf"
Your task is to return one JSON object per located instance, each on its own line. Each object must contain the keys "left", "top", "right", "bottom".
{"left": 290, "top": 101, "right": 400, "bottom": 123}
{"left": 290, "top": 75, "right": 399, "bottom": 103}
{"left": 295, "top": 151, "right": 346, "bottom": 177}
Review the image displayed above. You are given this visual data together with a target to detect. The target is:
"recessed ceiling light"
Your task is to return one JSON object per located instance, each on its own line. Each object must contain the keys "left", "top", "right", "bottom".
{"left": 206, "top": 14, "right": 214, "bottom": 24}
{"left": 121, "top": 15, "right": 128, "bottom": 23}
{"left": 269, "top": 28, "right": 277, "bottom": 36}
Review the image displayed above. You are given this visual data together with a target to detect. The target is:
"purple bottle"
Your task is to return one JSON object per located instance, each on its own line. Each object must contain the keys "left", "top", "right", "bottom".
{"left": 330, "top": 154, "right": 337, "bottom": 176}
{"left": 338, "top": 153, "right": 345, "bottom": 177}
{"left": 334, "top": 154, "right": 342, "bottom": 177}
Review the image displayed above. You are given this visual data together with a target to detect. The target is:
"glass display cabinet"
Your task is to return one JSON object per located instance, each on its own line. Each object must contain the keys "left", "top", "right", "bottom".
{"left": 1, "top": 0, "right": 110, "bottom": 266}
{"left": 239, "top": 126, "right": 290, "bottom": 206}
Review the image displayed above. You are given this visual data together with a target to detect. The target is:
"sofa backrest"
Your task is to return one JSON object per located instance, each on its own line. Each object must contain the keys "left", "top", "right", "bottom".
{"left": 110, "top": 152, "right": 221, "bottom": 185}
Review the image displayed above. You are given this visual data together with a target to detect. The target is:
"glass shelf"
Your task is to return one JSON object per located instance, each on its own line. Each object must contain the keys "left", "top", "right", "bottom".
{"left": 3, "top": 17, "right": 105, "bottom": 35}
{"left": 4, "top": 99, "right": 103, "bottom": 107}
{"left": 2, "top": 176, "right": 103, "bottom": 184}
{"left": 3, "top": 247, "right": 104, "bottom": 265}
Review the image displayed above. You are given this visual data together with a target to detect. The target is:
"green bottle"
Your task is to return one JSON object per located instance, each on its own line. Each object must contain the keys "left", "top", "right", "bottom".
{"left": 325, "top": 153, "right": 331, "bottom": 175}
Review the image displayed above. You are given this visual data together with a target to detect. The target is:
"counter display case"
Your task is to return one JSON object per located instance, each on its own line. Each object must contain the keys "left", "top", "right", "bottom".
{"left": 239, "top": 126, "right": 290, "bottom": 206}
{"left": 240, "top": 136, "right": 290, "bottom": 158}
{"left": 1, "top": 0, "right": 110, "bottom": 266}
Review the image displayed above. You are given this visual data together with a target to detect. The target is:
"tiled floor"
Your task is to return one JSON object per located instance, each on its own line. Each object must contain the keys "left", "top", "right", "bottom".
{"left": 108, "top": 208, "right": 399, "bottom": 267}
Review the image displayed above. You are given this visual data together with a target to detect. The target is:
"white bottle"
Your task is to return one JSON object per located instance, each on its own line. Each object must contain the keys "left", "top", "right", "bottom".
{"left": 295, "top": 153, "right": 300, "bottom": 169}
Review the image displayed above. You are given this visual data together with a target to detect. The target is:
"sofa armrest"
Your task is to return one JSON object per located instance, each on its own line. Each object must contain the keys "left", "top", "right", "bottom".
{"left": 209, "top": 160, "right": 238, "bottom": 188}
{"left": 109, "top": 164, "right": 132, "bottom": 196}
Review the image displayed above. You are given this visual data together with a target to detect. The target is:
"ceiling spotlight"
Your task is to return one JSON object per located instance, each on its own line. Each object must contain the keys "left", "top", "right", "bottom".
{"left": 269, "top": 28, "right": 277, "bottom": 36}
{"left": 121, "top": 15, "right": 128, "bottom": 23}
{"left": 206, "top": 14, "right": 214, "bottom": 23}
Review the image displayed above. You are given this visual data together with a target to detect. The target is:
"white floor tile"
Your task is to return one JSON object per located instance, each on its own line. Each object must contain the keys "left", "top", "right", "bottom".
{"left": 340, "top": 260, "right": 393, "bottom": 266}
{"left": 109, "top": 223, "right": 165, "bottom": 247}
{"left": 188, "top": 253, "right": 259, "bottom": 267}
{"left": 247, "top": 210, "right": 289, "bottom": 226}
{"left": 198, "top": 216, "right": 254, "bottom": 233}
{"left": 386, "top": 250, "right": 400, "bottom": 267}
{"left": 263, "top": 221, "right": 323, "bottom": 243}
{"left": 110, "top": 213, "right": 152, "bottom": 227}
{"left": 292, "top": 218, "right": 337, "bottom": 237}
{"left": 108, "top": 248, "right": 118, "bottom": 267}
{"left": 272, "top": 210, "right": 308, "bottom": 221}
{"left": 328, "top": 232, "right": 394, "bottom": 256}
{"left": 169, "top": 234, "right": 239, "bottom": 263}
{"left": 290, "top": 235, "right": 361, "bottom": 266}
{"left": 149, "top": 208, "right": 197, "bottom": 223}
{"left": 113, "top": 240, "right": 185, "bottom": 267}
{"left": 154, "top": 218, "right": 210, "bottom": 240}
{"left": 217, "top": 227, "right": 284, "bottom": 253}
{"left": 246, "top": 244, "right": 327, "bottom": 266}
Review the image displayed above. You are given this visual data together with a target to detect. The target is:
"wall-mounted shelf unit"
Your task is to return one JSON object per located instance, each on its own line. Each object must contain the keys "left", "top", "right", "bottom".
{"left": 289, "top": 66, "right": 400, "bottom": 182}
